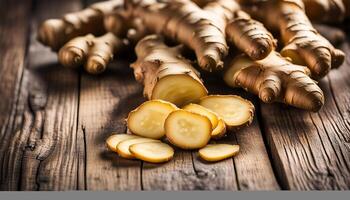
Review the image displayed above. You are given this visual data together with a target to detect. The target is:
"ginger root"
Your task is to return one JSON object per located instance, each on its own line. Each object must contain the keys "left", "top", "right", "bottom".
{"left": 58, "top": 33, "right": 126, "bottom": 74}
{"left": 131, "top": 35, "right": 208, "bottom": 106}
{"left": 126, "top": 0, "right": 235, "bottom": 71}
{"left": 38, "top": 0, "right": 124, "bottom": 51}
{"left": 243, "top": 0, "right": 345, "bottom": 79}
{"left": 225, "top": 10, "right": 276, "bottom": 60}
{"left": 224, "top": 52, "right": 324, "bottom": 111}
{"left": 303, "top": 0, "right": 346, "bottom": 23}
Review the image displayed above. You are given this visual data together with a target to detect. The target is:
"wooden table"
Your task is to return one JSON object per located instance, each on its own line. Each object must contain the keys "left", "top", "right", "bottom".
{"left": 1, "top": 0, "right": 349, "bottom": 191}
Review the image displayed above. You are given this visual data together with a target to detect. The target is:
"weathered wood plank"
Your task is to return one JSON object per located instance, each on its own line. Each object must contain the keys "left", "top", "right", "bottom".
{"left": 0, "top": 0, "right": 32, "bottom": 191}
{"left": 260, "top": 42, "right": 350, "bottom": 190}
{"left": 21, "top": 0, "right": 85, "bottom": 191}
{"left": 77, "top": 0, "right": 142, "bottom": 191}
{"left": 0, "top": 0, "right": 85, "bottom": 190}
{"left": 78, "top": 62, "right": 143, "bottom": 190}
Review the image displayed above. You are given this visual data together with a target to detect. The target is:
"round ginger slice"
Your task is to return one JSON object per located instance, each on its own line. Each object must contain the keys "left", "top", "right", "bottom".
{"left": 117, "top": 138, "right": 161, "bottom": 159}
{"left": 165, "top": 110, "right": 211, "bottom": 149}
{"left": 199, "top": 95, "right": 254, "bottom": 130}
{"left": 211, "top": 118, "right": 227, "bottom": 139}
{"left": 152, "top": 75, "right": 208, "bottom": 107}
{"left": 129, "top": 142, "right": 174, "bottom": 163}
{"left": 183, "top": 103, "right": 219, "bottom": 128}
{"left": 127, "top": 100, "right": 178, "bottom": 139}
{"left": 199, "top": 144, "right": 240, "bottom": 162}
{"left": 106, "top": 134, "right": 140, "bottom": 152}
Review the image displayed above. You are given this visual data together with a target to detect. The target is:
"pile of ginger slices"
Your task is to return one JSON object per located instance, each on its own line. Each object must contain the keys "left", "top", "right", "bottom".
{"left": 106, "top": 95, "right": 254, "bottom": 163}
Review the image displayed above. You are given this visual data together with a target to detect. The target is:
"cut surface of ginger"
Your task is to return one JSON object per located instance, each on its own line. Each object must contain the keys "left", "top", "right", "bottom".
{"left": 211, "top": 118, "right": 226, "bottom": 139}
{"left": 183, "top": 103, "right": 219, "bottom": 128}
{"left": 199, "top": 95, "right": 254, "bottom": 130}
{"left": 199, "top": 144, "right": 240, "bottom": 162}
{"left": 127, "top": 100, "right": 178, "bottom": 139}
{"left": 117, "top": 138, "right": 160, "bottom": 159}
{"left": 106, "top": 134, "right": 140, "bottom": 152}
{"left": 152, "top": 75, "right": 208, "bottom": 107}
{"left": 129, "top": 142, "right": 174, "bottom": 163}
{"left": 165, "top": 110, "right": 211, "bottom": 149}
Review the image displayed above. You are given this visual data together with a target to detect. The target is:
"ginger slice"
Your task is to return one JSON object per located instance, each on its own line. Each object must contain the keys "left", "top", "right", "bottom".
{"left": 129, "top": 142, "right": 174, "bottom": 163}
{"left": 211, "top": 118, "right": 227, "bottom": 139}
{"left": 199, "top": 95, "right": 254, "bottom": 130}
{"left": 198, "top": 144, "right": 240, "bottom": 162}
{"left": 106, "top": 134, "right": 140, "bottom": 152}
{"left": 117, "top": 138, "right": 160, "bottom": 159}
{"left": 183, "top": 103, "right": 219, "bottom": 128}
{"left": 165, "top": 110, "right": 211, "bottom": 149}
{"left": 127, "top": 100, "right": 178, "bottom": 139}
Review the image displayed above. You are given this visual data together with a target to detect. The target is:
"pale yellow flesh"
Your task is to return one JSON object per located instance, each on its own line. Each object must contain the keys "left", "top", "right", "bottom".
{"left": 129, "top": 142, "right": 175, "bottom": 163}
{"left": 211, "top": 118, "right": 226, "bottom": 139}
{"left": 199, "top": 95, "right": 254, "bottom": 129}
{"left": 183, "top": 103, "right": 219, "bottom": 128}
{"left": 199, "top": 144, "right": 240, "bottom": 162}
{"left": 106, "top": 134, "right": 140, "bottom": 152}
{"left": 127, "top": 100, "right": 178, "bottom": 139}
{"left": 152, "top": 75, "right": 208, "bottom": 107}
{"left": 165, "top": 110, "right": 211, "bottom": 149}
{"left": 117, "top": 138, "right": 161, "bottom": 159}
{"left": 224, "top": 56, "right": 252, "bottom": 88}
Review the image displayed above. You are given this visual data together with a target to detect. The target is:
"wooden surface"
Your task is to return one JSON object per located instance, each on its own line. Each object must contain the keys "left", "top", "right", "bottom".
{"left": 0, "top": 0, "right": 349, "bottom": 191}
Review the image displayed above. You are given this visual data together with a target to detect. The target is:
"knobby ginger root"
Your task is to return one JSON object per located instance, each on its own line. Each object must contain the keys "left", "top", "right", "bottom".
{"left": 198, "top": 144, "right": 240, "bottom": 162}
{"left": 165, "top": 110, "right": 212, "bottom": 149}
{"left": 127, "top": 100, "right": 178, "bottom": 139}
{"left": 58, "top": 33, "right": 126, "bottom": 74}
{"left": 38, "top": 0, "right": 124, "bottom": 51}
{"left": 199, "top": 95, "right": 254, "bottom": 130}
{"left": 224, "top": 52, "right": 324, "bottom": 111}
{"left": 303, "top": 0, "right": 345, "bottom": 23}
{"left": 243, "top": 0, "right": 345, "bottom": 79}
{"left": 126, "top": 0, "right": 237, "bottom": 71}
{"left": 225, "top": 11, "right": 276, "bottom": 60}
{"left": 131, "top": 35, "right": 208, "bottom": 106}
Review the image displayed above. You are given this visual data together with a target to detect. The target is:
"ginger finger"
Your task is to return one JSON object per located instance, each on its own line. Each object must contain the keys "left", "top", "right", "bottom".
{"left": 243, "top": 0, "right": 345, "bottom": 79}
{"left": 225, "top": 10, "right": 276, "bottom": 60}
{"left": 303, "top": 0, "right": 345, "bottom": 23}
{"left": 58, "top": 33, "right": 126, "bottom": 74}
{"left": 131, "top": 35, "right": 208, "bottom": 107}
{"left": 224, "top": 52, "right": 324, "bottom": 111}
{"left": 38, "top": 0, "right": 124, "bottom": 50}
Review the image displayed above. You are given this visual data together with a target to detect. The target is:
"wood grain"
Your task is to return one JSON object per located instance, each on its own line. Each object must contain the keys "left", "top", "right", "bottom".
{"left": 78, "top": 61, "right": 144, "bottom": 190}
{"left": 0, "top": 0, "right": 32, "bottom": 191}
{"left": 0, "top": 0, "right": 85, "bottom": 190}
{"left": 260, "top": 42, "right": 350, "bottom": 190}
